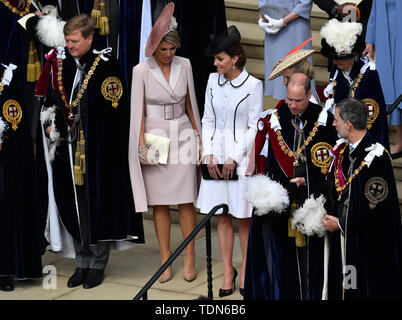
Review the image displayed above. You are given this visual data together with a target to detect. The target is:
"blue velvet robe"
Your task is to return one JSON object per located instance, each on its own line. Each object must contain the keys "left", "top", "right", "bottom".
{"left": 324, "top": 133, "right": 402, "bottom": 300}
{"left": 38, "top": 47, "right": 144, "bottom": 245}
{"left": 331, "top": 57, "right": 390, "bottom": 151}
{"left": 0, "top": 64, "right": 43, "bottom": 279}
{"left": 244, "top": 102, "right": 337, "bottom": 300}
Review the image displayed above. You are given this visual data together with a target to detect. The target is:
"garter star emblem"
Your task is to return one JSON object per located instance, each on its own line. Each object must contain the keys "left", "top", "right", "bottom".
{"left": 101, "top": 77, "right": 123, "bottom": 108}
{"left": 363, "top": 98, "right": 379, "bottom": 130}
{"left": 311, "top": 142, "right": 332, "bottom": 174}
{"left": 3, "top": 99, "right": 22, "bottom": 130}
{"left": 365, "top": 177, "right": 388, "bottom": 209}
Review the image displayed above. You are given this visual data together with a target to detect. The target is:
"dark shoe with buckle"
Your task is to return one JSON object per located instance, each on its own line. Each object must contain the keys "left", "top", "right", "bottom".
{"left": 83, "top": 269, "right": 104, "bottom": 289}
{"left": 67, "top": 268, "right": 88, "bottom": 288}
{"left": 0, "top": 276, "right": 14, "bottom": 292}
{"left": 218, "top": 268, "right": 237, "bottom": 298}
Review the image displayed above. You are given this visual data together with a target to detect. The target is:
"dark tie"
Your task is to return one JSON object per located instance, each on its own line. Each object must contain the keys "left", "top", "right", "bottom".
{"left": 294, "top": 116, "right": 301, "bottom": 141}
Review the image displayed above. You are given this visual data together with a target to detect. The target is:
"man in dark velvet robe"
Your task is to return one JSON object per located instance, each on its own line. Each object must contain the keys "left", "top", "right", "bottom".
{"left": 244, "top": 73, "right": 338, "bottom": 300}
{"left": 0, "top": 63, "right": 43, "bottom": 292}
{"left": 36, "top": 13, "right": 144, "bottom": 289}
{"left": 320, "top": 20, "right": 390, "bottom": 151}
{"left": 322, "top": 98, "right": 402, "bottom": 300}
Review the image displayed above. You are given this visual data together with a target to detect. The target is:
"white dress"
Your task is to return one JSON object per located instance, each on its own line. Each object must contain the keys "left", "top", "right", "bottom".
{"left": 196, "top": 69, "right": 263, "bottom": 218}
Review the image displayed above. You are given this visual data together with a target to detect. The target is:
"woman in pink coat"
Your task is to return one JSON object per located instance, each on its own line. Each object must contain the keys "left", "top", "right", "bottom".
{"left": 128, "top": 3, "right": 202, "bottom": 283}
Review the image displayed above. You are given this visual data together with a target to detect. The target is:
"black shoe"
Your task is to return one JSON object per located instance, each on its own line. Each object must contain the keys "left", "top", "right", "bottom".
{"left": 83, "top": 269, "right": 104, "bottom": 289}
{"left": 0, "top": 276, "right": 14, "bottom": 292}
{"left": 219, "top": 268, "right": 237, "bottom": 297}
{"left": 239, "top": 287, "right": 244, "bottom": 297}
{"left": 67, "top": 268, "right": 88, "bottom": 288}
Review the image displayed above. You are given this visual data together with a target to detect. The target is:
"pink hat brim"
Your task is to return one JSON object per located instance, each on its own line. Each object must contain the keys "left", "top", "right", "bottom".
{"left": 145, "top": 3, "right": 175, "bottom": 57}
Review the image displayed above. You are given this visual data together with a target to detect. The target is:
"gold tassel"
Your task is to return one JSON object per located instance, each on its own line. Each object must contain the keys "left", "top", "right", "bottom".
{"left": 288, "top": 217, "right": 297, "bottom": 237}
{"left": 74, "top": 150, "right": 84, "bottom": 185}
{"left": 74, "top": 165, "right": 84, "bottom": 185}
{"left": 78, "top": 130, "right": 86, "bottom": 174}
{"left": 34, "top": 43, "right": 41, "bottom": 80}
{"left": 295, "top": 231, "right": 306, "bottom": 247}
{"left": 99, "top": 1, "right": 109, "bottom": 36}
{"left": 91, "top": 0, "right": 101, "bottom": 28}
{"left": 27, "top": 41, "right": 36, "bottom": 82}
{"left": 80, "top": 154, "right": 86, "bottom": 174}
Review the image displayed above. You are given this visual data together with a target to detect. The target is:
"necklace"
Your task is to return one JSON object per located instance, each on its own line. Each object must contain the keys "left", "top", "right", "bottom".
{"left": 332, "top": 72, "right": 363, "bottom": 99}
{"left": 1, "top": 0, "right": 31, "bottom": 17}
{"left": 274, "top": 111, "right": 320, "bottom": 166}
{"left": 57, "top": 54, "right": 101, "bottom": 118}
{"left": 334, "top": 146, "right": 366, "bottom": 196}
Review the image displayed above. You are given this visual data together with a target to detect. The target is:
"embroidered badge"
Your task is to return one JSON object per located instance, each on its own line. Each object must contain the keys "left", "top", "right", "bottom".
{"left": 311, "top": 142, "right": 332, "bottom": 174}
{"left": 101, "top": 77, "right": 123, "bottom": 108}
{"left": 365, "top": 177, "right": 388, "bottom": 209}
{"left": 2, "top": 99, "right": 22, "bottom": 130}
{"left": 363, "top": 98, "right": 379, "bottom": 130}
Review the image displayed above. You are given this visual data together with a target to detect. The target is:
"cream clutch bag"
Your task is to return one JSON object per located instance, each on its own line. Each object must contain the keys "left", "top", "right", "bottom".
{"left": 144, "top": 133, "right": 170, "bottom": 164}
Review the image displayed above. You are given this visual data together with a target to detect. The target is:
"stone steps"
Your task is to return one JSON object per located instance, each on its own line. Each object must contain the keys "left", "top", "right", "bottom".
{"left": 225, "top": 0, "right": 402, "bottom": 217}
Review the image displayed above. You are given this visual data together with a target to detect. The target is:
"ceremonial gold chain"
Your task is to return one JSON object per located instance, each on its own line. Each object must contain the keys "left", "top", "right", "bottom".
{"left": 57, "top": 54, "right": 101, "bottom": 115}
{"left": 275, "top": 111, "right": 319, "bottom": 158}
{"left": 332, "top": 73, "right": 363, "bottom": 98}
{"left": 1, "top": 0, "right": 31, "bottom": 16}
{"left": 334, "top": 146, "right": 366, "bottom": 193}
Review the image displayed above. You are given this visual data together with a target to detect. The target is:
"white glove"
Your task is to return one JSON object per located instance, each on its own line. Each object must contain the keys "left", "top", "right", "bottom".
{"left": 264, "top": 14, "right": 286, "bottom": 29}
{"left": 258, "top": 18, "right": 280, "bottom": 34}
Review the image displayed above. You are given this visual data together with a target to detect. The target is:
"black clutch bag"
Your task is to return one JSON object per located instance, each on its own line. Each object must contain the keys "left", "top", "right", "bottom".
{"left": 201, "top": 164, "right": 239, "bottom": 180}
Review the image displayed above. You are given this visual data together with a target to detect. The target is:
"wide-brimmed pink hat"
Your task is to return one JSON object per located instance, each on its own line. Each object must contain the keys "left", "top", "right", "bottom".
{"left": 145, "top": 2, "right": 175, "bottom": 57}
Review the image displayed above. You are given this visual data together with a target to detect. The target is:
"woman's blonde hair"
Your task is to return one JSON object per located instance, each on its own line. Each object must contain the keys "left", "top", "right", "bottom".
{"left": 162, "top": 30, "right": 181, "bottom": 49}
{"left": 290, "top": 60, "right": 315, "bottom": 80}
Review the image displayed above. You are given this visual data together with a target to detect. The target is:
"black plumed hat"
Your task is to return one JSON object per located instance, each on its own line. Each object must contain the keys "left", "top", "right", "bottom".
{"left": 204, "top": 25, "right": 241, "bottom": 56}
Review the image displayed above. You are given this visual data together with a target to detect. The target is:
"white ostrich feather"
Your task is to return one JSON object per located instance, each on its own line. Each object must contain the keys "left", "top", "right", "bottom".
{"left": 40, "top": 107, "right": 59, "bottom": 161}
{"left": 292, "top": 194, "right": 327, "bottom": 237}
{"left": 36, "top": 15, "right": 66, "bottom": 48}
{"left": 320, "top": 19, "right": 362, "bottom": 56}
{"left": 0, "top": 117, "right": 7, "bottom": 143}
{"left": 166, "top": 16, "right": 178, "bottom": 34}
{"left": 244, "top": 174, "right": 289, "bottom": 216}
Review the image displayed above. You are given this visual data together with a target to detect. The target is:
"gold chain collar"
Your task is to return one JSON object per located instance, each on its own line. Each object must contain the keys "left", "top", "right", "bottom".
{"left": 57, "top": 53, "right": 102, "bottom": 118}
{"left": 332, "top": 72, "right": 363, "bottom": 99}
{"left": 1, "top": 0, "right": 31, "bottom": 16}
{"left": 335, "top": 146, "right": 366, "bottom": 194}
{"left": 274, "top": 111, "right": 320, "bottom": 161}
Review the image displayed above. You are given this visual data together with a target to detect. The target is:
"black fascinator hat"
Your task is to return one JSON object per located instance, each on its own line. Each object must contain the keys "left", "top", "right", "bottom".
{"left": 205, "top": 25, "right": 241, "bottom": 56}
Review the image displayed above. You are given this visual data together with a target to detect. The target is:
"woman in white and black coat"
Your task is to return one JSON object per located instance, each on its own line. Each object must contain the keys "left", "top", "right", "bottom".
{"left": 196, "top": 26, "right": 263, "bottom": 297}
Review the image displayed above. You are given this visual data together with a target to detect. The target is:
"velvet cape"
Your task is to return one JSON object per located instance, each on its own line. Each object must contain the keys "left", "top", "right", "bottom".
{"left": 37, "top": 48, "right": 144, "bottom": 245}
{"left": 0, "top": 64, "right": 43, "bottom": 279}
{"left": 244, "top": 102, "right": 338, "bottom": 300}
{"left": 324, "top": 133, "right": 402, "bottom": 300}
{"left": 331, "top": 57, "right": 390, "bottom": 150}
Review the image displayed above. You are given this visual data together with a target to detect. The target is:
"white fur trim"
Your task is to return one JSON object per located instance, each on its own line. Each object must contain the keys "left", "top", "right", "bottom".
{"left": 244, "top": 174, "right": 289, "bottom": 215}
{"left": 40, "top": 106, "right": 59, "bottom": 161}
{"left": 166, "top": 16, "right": 178, "bottom": 34}
{"left": 36, "top": 15, "right": 66, "bottom": 48}
{"left": 320, "top": 19, "right": 362, "bottom": 56}
{"left": 292, "top": 194, "right": 327, "bottom": 237}
{"left": 0, "top": 117, "right": 7, "bottom": 143}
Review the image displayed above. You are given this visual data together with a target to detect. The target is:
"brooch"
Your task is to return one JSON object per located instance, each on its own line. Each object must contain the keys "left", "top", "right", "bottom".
{"left": 311, "top": 142, "right": 332, "bottom": 174}
{"left": 3, "top": 99, "right": 22, "bottom": 130}
{"left": 365, "top": 177, "right": 388, "bottom": 209}
{"left": 101, "top": 77, "right": 123, "bottom": 108}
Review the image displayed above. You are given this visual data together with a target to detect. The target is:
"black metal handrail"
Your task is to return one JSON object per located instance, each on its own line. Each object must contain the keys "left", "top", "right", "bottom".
{"left": 133, "top": 203, "right": 229, "bottom": 300}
